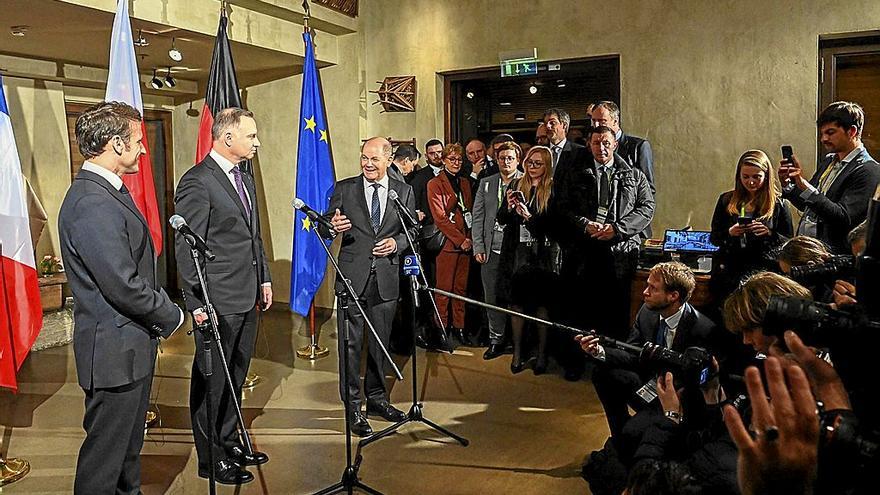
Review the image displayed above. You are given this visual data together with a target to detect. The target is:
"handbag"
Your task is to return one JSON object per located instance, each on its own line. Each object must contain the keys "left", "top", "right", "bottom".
{"left": 420, "top": 223, "right": 446, "bottom": 253}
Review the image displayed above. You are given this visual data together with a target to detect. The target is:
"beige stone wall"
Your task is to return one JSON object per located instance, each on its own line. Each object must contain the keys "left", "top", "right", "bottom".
{"left": 359, "top": 0, "right": 880, "bottom": 233}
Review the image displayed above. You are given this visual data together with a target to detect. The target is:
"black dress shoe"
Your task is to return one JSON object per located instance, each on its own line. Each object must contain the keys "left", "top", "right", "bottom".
{"left": 366, "top": 400, "right": 407, "bottom": 422}
{"left": 510, "top": 360, "right": 526, "bottom": 374}
{"left": 483, "top": 343, "right": 504, "bottom": 360}
{"left": 350, "top": 411, "right": 373, "bottom": 437}
{"left": 229, "top": 445, "right": 269, "bottom": 466}
{"left": 198, "top": 460, "right": 254, "bottom": 485}
{"left": 414, "top": 334, "right": 431, "bottom": 350}
{"left": 564, "top": 366, "right": 584, "bottom": 382}
{"left": 533, "top": 359, "right": 548, "bottom": 376}
{"left": 435, "top": 328, "right": 454, "bottom": 353}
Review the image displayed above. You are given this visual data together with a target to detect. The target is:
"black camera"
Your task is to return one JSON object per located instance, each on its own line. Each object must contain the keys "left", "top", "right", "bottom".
{"left": 639, "top": 344, "right": 713, "bottom": 387}
{"left": 762, "top": 296, "right": 880, "bottom": 345}
{"left": 820, "top": 409, "right": 879, "bottom": 477}
{"left": 789, "top": 255, "right": 855, "bottom": 287}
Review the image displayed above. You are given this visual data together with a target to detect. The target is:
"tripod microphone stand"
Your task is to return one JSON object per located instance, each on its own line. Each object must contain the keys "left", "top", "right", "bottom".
{"left": 358, "top": 205, "right": 469, "bottom": 452}
{"left": 183, "top": 239, "right": 261, "bottom": 493}
{"left": 308, "top": 223, "right": 404, "bottom": 495}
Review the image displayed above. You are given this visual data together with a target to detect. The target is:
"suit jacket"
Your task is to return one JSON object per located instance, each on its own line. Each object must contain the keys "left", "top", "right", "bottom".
{"left": 174, "top": 155, "right": 271, "bottom": 315}
{"left": 321, "top": 175, "right": 415, "bottom": 300}
{"left": 550, "top": 140, "right": 591, "bottom": 244}
{"left": 617, "top": 132, "right": 655, "bottom": 190}
{"left": 471, "top": 171, "right": 522, "bottom": 260}
{"left": 604, "top": 303, "right": 718, "bottom": 370}
{"left": 387, "top": 164, "right": 406, "bottom": 183}
{"left": 59, "top": 170, "right": 180, "bottom": 390}
{"left": 784, "top": 148, "right": 880, "bottom": 253}
{"left": 427, "top": 171, "right": 474, "bottom": 252}
{"left": 409, "top": 165, "right": 440, "bottom": 224}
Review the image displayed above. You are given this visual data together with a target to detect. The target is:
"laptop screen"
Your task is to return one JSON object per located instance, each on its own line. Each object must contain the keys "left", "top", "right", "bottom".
{"left": 663, "top": 230, "right": 719, "bottom": 254}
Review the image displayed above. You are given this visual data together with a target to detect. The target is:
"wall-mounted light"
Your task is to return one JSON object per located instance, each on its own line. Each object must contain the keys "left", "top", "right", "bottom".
{"left": 529, "top": 84, "right": 538, "bottom": 95}
{"left": 133, "top": 29, "right": 149, "bottom": 47}
{"left": 163, "top": 67, "right": 176, "bottom": 88}
{"left": 168, "top": 37, "right": 182, "bottom": 62}
{"left": 465, "top": 91, "right": 474, "bottom": 99}
{"left": 149, "top": 68, "right": 163, "bottom": 89}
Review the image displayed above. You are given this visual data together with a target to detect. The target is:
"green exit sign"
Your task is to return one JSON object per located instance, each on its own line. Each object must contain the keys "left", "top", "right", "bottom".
{"left": 501, "top": 59, "right": 537, "bottom": 77}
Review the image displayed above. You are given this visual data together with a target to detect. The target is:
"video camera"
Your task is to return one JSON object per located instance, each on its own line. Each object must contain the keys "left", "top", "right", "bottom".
{"left": 761, "top": 296, "right": 880, "bottom": 346}
{"left": 595, "top": 334, "right": 714, "bottom": 387}
{"left": 789, "top": 254, "right": 855, "bottom": 287}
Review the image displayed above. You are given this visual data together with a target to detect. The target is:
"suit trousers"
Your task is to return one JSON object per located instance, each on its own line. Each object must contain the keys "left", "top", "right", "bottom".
{"left": 591, "top": 365, "right": 646, "bottom": 438}
{"left": 74, "top": 374, "right": 152, "bottom": 495}
{"left": 434, "top": 249, "right": 470, "bottom": 329}
{"left": 338, "top": 271, "right": 396, "bottom": 409}
{"left": 190, "top": 309, "right": 257, "bottom": 469}
{"left": 480, "top": 252, "right": 507, "bottom": 343}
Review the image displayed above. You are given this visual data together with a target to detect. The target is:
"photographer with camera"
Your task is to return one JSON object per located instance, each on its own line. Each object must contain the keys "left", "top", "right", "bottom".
{"left": 777, "top": 236, "right": 837, "bottom": 303}
{"left": 576, "top": 262, "right": 721, "bottom": 440}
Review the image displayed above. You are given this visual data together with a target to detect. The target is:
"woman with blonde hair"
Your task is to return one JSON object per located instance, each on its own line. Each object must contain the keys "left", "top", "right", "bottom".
{"left": 710, "top": 150, "right": 793, "bottom": 303}
{"left": 496, "top": 146, "right": 561, "bottom": 375}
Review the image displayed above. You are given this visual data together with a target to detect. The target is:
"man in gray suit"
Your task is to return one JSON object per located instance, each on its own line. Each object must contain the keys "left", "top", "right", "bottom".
{"left": 324, "top": 137, "right": 416, "bottom": 437}
{"left": 175, "top": 108, "right": 272, "bottom": 484}
{"left": 472, "top": 141, "right": 523, "bottom": 360}
{"left": 59, "top": 101, "right": 183, "bottom": 495}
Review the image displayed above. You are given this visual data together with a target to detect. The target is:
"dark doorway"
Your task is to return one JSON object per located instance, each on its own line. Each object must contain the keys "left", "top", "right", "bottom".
{"left": 65, "top": 103, "right": 177, "bottom": 293}
{"left": 443, "top": 56, "right": 620, "bottom": 146}
{"left": 820, "top": 35, "right": 880, "bottom": 159}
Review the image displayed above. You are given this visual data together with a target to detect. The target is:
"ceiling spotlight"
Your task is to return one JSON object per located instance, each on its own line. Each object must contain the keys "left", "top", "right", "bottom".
{"left": 557, "top": 80, "right": 566, "bottom": 88}
{"left": 529, "top": 84, "right": 538, "bottom": 95}
{"left": 465, "top": 91, "right": 474, "bottom": 99}
{"left": 10, "top": 25, "right": 28, "bottom": 37}
{"left": 514, "top": 113, "right": 526, "bottom": 121}
{"left": 168, "top": 37, "right": 182, "bottom": 62}
{"left": 186, "top": 101, "right": 200, "bottom": 117}
{"left": 149, "top": 68, "right": 163, "bottom": 89}
{"left": 499, "top": 102, "right": 512, "bottom": 106}
{"left": 163, "top": 67, "right": 176, "bottom": 88}
{"left": 133, "top": 29, "right": 149, "bottom": 47}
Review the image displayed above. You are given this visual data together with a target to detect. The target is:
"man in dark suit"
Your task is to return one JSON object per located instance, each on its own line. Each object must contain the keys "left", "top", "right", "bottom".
{"left": 544, "top": 107, "right": 589, "bottom": 185}
{"left": 576, "top": 262, "right": 718, "bottom": 439}
{"left": 59, "top": 101, "right": 183, "bottom": 495}
{"left": 323, "top": 137, "right": 415, "bottom": 437}
{"left": 590, "top": 100, "right": 655, "bottom": 190}
{"left": 781, "top": 101, "right": 880, "bottom": 254}
{"left": 174, "top": 108, "right": 272, "bottom": 484}
{"left": 387, "top": 144, "right": 420, "bottom": 184}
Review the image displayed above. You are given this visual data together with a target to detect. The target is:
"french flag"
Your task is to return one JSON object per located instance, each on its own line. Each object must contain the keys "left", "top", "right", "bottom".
{"left": 105, "top": 0, "right": 163, "bottom": 254}
{"left": 0, "top": 74, "right": 43, "bottom": 392}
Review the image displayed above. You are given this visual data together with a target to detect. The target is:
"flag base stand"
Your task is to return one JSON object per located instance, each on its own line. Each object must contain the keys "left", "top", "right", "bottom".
{"left": 243, "top": 373, "right": 261, "bottom": 390}
{"left": 297, "top": 344, "right": 329, "bottom": 360}
{"left": 145, "top": 410, "right": 159, "bottom": 429}
{"left": 0, "top": 457, "right": 30, "bottom": 486}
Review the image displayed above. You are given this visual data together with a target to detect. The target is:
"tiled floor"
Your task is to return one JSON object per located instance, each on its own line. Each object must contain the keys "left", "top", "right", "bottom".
{"left": 0, "top": 309, "right": 607, "bottom": 494}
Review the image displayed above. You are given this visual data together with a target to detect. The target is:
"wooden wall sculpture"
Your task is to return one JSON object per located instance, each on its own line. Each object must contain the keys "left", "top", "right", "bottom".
{"left": 370, "top": 76, "right": 417, "bottom": 113}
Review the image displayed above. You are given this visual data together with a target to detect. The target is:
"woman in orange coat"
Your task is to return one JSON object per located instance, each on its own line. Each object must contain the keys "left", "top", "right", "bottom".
{"left": 427, "top": 143, "right": 474, "bottom": 344}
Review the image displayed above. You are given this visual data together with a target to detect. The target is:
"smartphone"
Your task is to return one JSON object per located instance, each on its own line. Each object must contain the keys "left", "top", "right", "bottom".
{"left": 511, "top": 190, "right": 526, "bottom": 204}
{"left": 781, "top": 145, "right": 794, "bottom": 165}
{"left": 737, "top": 215, "right": 753, "bottom": 225}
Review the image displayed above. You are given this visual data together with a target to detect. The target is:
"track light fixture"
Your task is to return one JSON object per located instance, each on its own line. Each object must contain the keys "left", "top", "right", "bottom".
{"left": 149, "top": 68, "right": 163, "bottom": 90}
{"left": 163, "top": 67, "right": 176, "bottom": 88}
{"left": 168, "top": 37, "right": 182, "bottom": 62}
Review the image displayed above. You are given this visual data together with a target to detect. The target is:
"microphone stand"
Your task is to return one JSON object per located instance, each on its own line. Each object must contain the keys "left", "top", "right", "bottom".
{"left": 184, "top": 240, "right": 258, "bottom": 494}
{"left": 358, "top": 206, "right": 469, "bottom": 453}
{"left": 310, "top": 223, "right": 403, "bottom": 495}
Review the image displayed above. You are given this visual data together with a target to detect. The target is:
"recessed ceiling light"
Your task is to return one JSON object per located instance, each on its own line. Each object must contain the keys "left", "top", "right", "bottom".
{"left": 465, "top": 91, "right": 474, "bottom": 99}
{"left": 514, "top": 113, "right": 526, "bottom": 121}
{"left": 499, "top": 102, "right": 512, "bottom": 106}
{"left": 10, "top": 25, "right": 28, "bottom": 37}
{"left": 529, "top": 85, "right": 538, "bottom": 95}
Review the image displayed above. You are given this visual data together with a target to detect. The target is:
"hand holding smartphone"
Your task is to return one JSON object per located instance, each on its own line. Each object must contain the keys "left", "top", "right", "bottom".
{"left": 511, "top": 190, "right": 526, "bottom": 205}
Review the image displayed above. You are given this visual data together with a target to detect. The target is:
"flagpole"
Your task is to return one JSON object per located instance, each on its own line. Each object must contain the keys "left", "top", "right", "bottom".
{"left": 0, "top": 242, "right": 30, "bottom": 486}
{"left": 297, "top": 301, "right": 329, "bottom": 360}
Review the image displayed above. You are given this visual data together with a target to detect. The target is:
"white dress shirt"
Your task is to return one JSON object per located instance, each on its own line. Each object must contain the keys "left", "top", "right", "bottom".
{"left": 210, "top": 149, "right": 252, "bottom": 205}
{"left": 593, "top": 304, "right": 686, "bottom": 361}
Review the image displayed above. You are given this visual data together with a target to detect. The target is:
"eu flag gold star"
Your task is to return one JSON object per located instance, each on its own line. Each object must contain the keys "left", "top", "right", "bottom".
{"left": 319, "top": 129, "right": 328, "bottom": 142}
{"left": 302, "top": 216, "right": 312, "bottom": 231}
{"left": 304, "top": 116, "right": 317, "bottom": 132}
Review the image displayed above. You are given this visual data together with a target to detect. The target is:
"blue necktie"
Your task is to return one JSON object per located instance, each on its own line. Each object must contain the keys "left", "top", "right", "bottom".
{"left": 370, "top": 183, "right": 381, "bottom": 232}
{"left": 655, "top": 319, "right": 669, "bottom": 346}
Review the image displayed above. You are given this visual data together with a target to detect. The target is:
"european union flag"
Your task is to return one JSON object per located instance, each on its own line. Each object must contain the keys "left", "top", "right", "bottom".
{"left": 290, "top": 31, "right": 335, "bottom": 316}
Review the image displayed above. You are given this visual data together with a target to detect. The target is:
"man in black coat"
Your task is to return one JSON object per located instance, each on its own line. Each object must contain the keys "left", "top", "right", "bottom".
{"left": 174, "top": 108, "right": 272, "bottom": 484}
{"left": 781, "top": 101, "right": 880, "bottom": 254}
{"left": 59, "top": 101, "right": 183, "bottom": 495}
{"left": 322, "top": 137, "right": 415, "bottom": 437}
{"left": 577, "top": 262, "right": 719, "bottom": 439}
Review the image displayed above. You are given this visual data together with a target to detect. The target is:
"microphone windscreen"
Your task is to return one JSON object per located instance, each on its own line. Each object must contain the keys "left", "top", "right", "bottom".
{"left": 169, "top": 214, "right": 186, "bottom": 229}
{"left": 388, "top": 190, "right": 399, "bottom": 201}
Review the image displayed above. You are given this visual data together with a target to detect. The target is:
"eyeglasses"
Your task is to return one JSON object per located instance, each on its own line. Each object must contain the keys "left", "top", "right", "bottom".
{"left": 445, "top": 157, "right": 463, "bottom": 163}
{"left": 499, "top": 156, "right": 518, "bottom": 163}
{"left": 525, "top": 159, "right": 545, "bottom": 168}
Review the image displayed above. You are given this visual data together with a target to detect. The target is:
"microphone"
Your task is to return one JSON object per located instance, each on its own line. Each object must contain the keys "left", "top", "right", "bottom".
{"left": 292, "top": 198, "right": 336, "bottom": 237}
{"left": 169, "top": 215, "right": 215, "bottom": 260}
{"left": 388, "top": 190, "right": 418, "bottom": 227}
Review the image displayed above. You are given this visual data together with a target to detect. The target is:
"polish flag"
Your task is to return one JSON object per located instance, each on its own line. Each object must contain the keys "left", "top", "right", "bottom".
{"left": 105, "top": 0, "right": 163, "bottom": 254}
{"left": 0, "top": 74, "right": 43, "bottom": 392}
